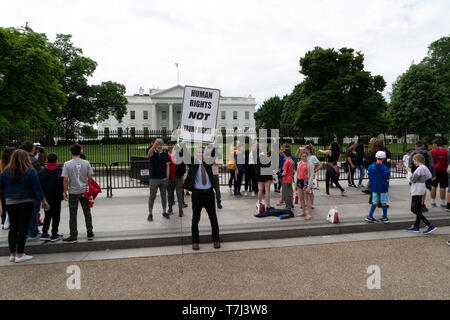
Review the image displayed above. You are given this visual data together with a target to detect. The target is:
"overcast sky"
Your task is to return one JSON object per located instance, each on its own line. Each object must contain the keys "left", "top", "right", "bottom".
{"left": 1, "top": 0, "right": 449, "bottom": 107}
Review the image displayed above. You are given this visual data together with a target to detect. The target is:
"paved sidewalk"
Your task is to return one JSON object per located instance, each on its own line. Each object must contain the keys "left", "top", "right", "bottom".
{"left": 1, "top": 179, "right": 449, "bottom": 254}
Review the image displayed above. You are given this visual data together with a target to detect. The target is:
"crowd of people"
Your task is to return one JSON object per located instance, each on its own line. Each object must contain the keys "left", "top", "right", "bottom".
{"left": 1, "top": 136, "right": 449, "bottom": 258}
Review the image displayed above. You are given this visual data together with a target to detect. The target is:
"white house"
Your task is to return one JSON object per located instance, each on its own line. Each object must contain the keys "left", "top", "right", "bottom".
{"left": 97, "top": 85, "right": 256, "bottom": 134}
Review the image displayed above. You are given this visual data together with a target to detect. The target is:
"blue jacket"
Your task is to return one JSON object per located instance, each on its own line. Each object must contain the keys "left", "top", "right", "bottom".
{"left": 0, "top": 168, "right": 44, "bottom": 201}
{"left": 368, "top": 162, "right": 390, "bottom": 193}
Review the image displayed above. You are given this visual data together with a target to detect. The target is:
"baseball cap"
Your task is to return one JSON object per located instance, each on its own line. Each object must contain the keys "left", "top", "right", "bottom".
{"left": 376, "top": 151, "right": 386, "bottom": 159}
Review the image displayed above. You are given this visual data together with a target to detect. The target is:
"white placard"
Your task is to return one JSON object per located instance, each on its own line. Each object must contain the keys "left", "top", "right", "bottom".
{"left": 179, "top": 85, "right": 220, "bottom": 143}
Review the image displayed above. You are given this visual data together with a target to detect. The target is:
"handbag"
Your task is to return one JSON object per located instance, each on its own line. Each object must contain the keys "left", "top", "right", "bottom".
{"left": 327, "top": 206, "right": 340, "bottom": 224}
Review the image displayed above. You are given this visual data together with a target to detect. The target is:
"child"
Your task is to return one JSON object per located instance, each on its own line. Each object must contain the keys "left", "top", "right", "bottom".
{"left": 281, "top": 148, "right": 295, "bottom": 212}
{"left": 405, "top": 154, "right": 437, "bottom": 234}
{"left": 403, "top": 149, "right": 412, "bottom": 171}
{"left": 365, "top": 151, "right": 391, "bottom": 223}
{"left": 38, "top": 153, "right": 64, "bottom": 241}
{"left": 296, "top": 151, "right": 314, "bottom": 219}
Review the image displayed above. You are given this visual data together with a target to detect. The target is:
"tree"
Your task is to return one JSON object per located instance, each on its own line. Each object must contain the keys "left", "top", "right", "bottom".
{"left": 254, "top": 95, "right": 284, "bottom": 130}
{"left": 47, "top": 34, "right": 127, "bottom": 137}
{"left": 0, "top": 26, "right": 66, "bottom": 131}
{"left": 388, "top": 35, "right": 450, "bottom": 132}
{"left": 280, "top": 82, "right": 305, "bottom": 131}
{"left": 294, "top": 47, "right": 387, "bottom": 133}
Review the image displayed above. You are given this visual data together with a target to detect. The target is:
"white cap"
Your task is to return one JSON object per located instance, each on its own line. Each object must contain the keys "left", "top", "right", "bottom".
{"left": 376, "top": 151, "right": 386, "bottom": 159}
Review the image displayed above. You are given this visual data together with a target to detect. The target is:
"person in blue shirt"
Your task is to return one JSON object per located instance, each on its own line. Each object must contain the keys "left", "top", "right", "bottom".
{"left": 365, "top": 151, "right": 391, "bottom": 223}
{"left": 0, "top": 149, "right": 50, "bottom": 263}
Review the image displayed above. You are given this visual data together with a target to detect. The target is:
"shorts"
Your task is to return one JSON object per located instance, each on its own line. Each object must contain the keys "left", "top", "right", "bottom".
{"left": 296, "top": 179, "right": 309, "bottom": 190}
{"left": 372, "top": 192, "right": 388, "bottom": 204}
{"left": 430, "top": 171, "right": 449, "bottom": 188}
{"left": 425, "top": 179, "right": 432, "bottom": 191}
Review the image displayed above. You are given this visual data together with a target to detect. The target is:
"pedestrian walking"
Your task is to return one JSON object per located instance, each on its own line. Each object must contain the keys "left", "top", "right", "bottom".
{"left": 319, "top": 142, "right": 346, "bottom": 197}
{"left": 38, "top": 153, "right": 64, "bottom": 242}
{"left": 147, "top": 138, "right": 170, "bottom": 221}
{"left": 296, "top": 151, "right": 314, "bottom": 219}
{"left": 183, "top": 146, "right": 220, "bottom": 251}
{"left": 365, "top": 151, "right": 391, "bottom": 223}
{"left": 408, "top": 141, "right": 436, "bottom": 212}
{"left": 406, "top": 154, "right": 437, "bottom": 234}
{"left": 62, "top": 144, "right": 95, "bottom": 243}
{"left": 345, "top": 142, "right": 358, "bottom": 188}
{"left": 0, "top": 149, "right": 50, "bottom": 263}
{"left": 355, "top": 143, "right": 366, "bottom": 188}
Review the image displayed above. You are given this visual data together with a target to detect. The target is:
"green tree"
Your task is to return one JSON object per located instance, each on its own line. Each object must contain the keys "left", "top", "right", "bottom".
{"left": 294, "top": 47, "right": 387, "bottom": 133}
{"left": 47, "top": 34, "right": 127, "bottom": 137}
{"left": 254, "top": 95, "right": 285, "bottom": 130}
{"left": 280, "top": 82, "right": 305, "bottom": 131}
{"left": 0, "top": 26, "right": 66, "bottom": 131}
{"left": 388, "top": 35, "right": 450, "bottom": 132}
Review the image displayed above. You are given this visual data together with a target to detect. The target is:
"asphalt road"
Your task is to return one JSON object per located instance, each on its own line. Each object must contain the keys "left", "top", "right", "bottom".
{"left": 0, "top": 234, "right": 449, "bottom": 300}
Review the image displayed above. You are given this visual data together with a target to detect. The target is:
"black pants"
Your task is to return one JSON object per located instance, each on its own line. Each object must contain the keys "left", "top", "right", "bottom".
{"left": 411, "top": 195, "right": 430, "bottom": 228}
{"left": 234, "top": 171, "right": 244, "bottom": 195}
{"left": 191, "top": 188, "right": 220, "bottom": 243}
{"left": 42, "top": 201, "right": 62, "bottom": 236}
{"left": 325, "top": 168, "right": 344, "bottom": 194}
{"left": 6, "top": 202, "right": 34, "bottom": 254}
{"left": 347, "top": 164, "right": 356, "bottom": 186}
{"left": 1, "top": 196, "right": 5, "bottom": 225}
{"left": 244, "top": 165, "right": 258, "bottom": 193}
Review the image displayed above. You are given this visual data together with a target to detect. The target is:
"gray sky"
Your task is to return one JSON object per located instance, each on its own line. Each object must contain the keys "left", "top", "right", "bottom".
{"left": 2, "top": 0, "right": 449, "bottom": 106}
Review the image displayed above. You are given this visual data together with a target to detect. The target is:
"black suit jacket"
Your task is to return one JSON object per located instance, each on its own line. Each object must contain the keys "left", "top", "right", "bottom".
{"left": 183, "top": 158, "right": 215, "bottom": 192}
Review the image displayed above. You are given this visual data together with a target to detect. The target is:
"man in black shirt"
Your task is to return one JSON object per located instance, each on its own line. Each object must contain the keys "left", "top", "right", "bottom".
{"left": 147, "top": 138, "right": 170, "bottom": 221}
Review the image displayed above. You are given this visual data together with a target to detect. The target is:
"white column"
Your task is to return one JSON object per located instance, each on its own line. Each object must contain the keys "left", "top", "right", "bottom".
{"left": 151, "top": 103, "right": 157, "bottom": 130}
{"left": 169, "top": 103, "right": 174, "bottom": 131}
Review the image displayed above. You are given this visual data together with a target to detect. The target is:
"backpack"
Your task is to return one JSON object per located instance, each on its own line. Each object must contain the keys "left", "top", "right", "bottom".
{"left": 411, "top": 149, "right": 431, "bottom": 172}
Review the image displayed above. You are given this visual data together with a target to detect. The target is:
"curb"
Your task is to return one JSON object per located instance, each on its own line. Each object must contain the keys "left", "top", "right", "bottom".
{"left": 1, "top": 212, "right": 449, "bottom": 255}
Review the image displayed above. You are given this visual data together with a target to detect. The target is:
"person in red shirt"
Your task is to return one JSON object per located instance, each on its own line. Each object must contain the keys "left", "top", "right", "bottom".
{"left": 167, "top": 141, "right": 186, "bottom": 217}
{"left": 430, "top": 138, "right": 449, "bottom": 208}
{"left": 281, "top": 148, "right": 295, "bottom": 211}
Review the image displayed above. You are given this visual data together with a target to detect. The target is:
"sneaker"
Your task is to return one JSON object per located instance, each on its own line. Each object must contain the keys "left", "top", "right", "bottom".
{"left": 362, "top": 189, "right": 371, "bottom": 194}
{"left": 63, "top": 236, "right": 78, "bottom": 243}
{"left": 447, "top": 240, "right": 450, "bottom": 246}
{"left": 179, "top": 210, "right": 184, "bottom": 217}
{"left": 320, "top": 193, "right": 331, "bottom": 197}
{"left": 421, "top": 204, "right": 428, "bottom": 212}
{"left": 147, "top": 214, "right": 153, "bottom": 222}
{"left": 440, "top": 203, "right": 447, "bottom": 208}
{"left": 423, "top": 225, "right": 436, "bottom": 235}
{"left": 365, "top": 216, "right": 377, "bottom": 223}
{"left": 431, "top": 202, "right": 437, "bottom": 207}
{"left": 406, "top": 226, "right": 420, "bottom": 232}
{"left": 183, "top": 203, "right": 188, "bottom": 208}
{"left": 341, "top": 189, "right": 347, "bottom": 196}
{"left": 15, "top": 254, "right": 33, "bottom": 263}
{"left": 252, "top": 192, "right": 256, "bottom": 197}
{"left": 2, "top": 225, "right": 9, "bottom": 230}
{"left": 168, "top": 208, "right": 173, "bottom": 215}
{"left": 87, "top": 233, "right": 94, "bottom": 240}
{"left": 40, "top": 233, "right": 51, "bottom": 241}
{"left": 28, "top": 232, "right": 42, "bottom": 240}
{"left": 217, "top": 202, "right": 223, "bottom": 209}
{"left": 378, "top": 217, "right": 389, "bottom": 224}
{"left": 243, "top": 191, "right": 248, "bottom": 196}
{"left": 9, "top": 255, "right": 15, "bottom": 262}
{"left": 50, "top": 234, "right": 63, "bottom": 242}
{"left": 162, "top": 212, "right": 170, "bottom": 219}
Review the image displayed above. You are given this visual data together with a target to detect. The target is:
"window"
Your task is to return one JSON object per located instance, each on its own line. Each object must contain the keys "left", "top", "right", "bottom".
{"left": 117, "top": 127, "right": 123, "bottom": 138}
{"left": 221, "top": 111, "right": 226, "bottom": 120}
{"left": 130, "top": 110, "right": 135, "bottom": 120}
{"left": 143, "top": 110, "right": 148, "bottom": 120}
{"left": 162, "top": 111, "right": 167, "bottom": 120}
{"left": 245, "top": 111, "right": 249, "bottom": 120}
{"left": 176, "top": 111, "right": 181, "bottom": 120}
{"left": 233, "top": 111, "right": 238, "bottom": 120}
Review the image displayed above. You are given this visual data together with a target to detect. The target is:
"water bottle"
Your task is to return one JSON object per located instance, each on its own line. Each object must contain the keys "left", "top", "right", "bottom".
{"left": 279, "top": 214, "right": 291, "bottom": 220}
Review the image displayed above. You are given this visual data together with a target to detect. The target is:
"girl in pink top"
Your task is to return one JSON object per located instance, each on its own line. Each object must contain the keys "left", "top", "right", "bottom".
{"left": 296, "top": 151, "right": 314, "bottom": 219}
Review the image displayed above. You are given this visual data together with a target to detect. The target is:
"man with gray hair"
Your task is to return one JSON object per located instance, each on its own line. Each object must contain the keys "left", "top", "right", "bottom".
{"left": 147, "top": 138, "right": 170, "bottom": 221}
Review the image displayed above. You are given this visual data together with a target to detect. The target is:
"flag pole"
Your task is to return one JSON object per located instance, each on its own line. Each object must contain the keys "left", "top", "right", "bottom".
{"left": 175, "top": 63, "right": 179, "bottom": 85}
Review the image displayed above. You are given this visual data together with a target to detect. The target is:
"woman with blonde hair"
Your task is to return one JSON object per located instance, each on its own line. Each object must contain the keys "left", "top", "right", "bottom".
{"left": 1, "top": 147, "right": 16, "bottom": 229}
{"left": 0, "top": 149, "right": 50, "bottom": 263}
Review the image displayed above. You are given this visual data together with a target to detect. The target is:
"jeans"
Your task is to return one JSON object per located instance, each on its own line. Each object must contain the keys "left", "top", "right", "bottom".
{"left": 27, "top": 200, "right": 40, "bottom": 237}
{"left": 69, "top": 193, "right": 93, "bottom": 238}
{"left": 7, "top": 202, "right": 34, "bottom": 254}
{"left": 358, "top": 165, "right": 365, "bottom": 186}
{"left": 228, "top": 169, "right": 235, "bottom": 188}
{"left": 168, "top": 177, "right": 184, "bottom": 212}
